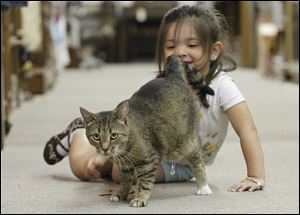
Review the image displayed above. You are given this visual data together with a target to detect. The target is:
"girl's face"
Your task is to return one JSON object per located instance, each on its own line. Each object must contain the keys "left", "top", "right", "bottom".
{"left": 163, "top": 21, "right": 210, "bottom": 76}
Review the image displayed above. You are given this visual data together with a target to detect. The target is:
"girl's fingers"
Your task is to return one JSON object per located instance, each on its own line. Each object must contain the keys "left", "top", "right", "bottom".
{"left": 228, "top": 183, "right": 242, "bottom": 192}
{"left": 237, "top": 184, "right": 249, "bottom": 192}
{"left": 229, "top": 178, "right": 264, "bottom": 192}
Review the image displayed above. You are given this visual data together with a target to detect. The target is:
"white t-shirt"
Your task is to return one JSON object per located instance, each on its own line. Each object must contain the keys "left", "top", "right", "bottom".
{"left": 198, "top": 71, "right": 245, "bottom": 165}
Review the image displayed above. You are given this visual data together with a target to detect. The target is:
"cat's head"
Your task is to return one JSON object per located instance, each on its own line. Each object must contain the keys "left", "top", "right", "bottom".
{"left": 79, "top": 101, "right": 129, "bottom": 158}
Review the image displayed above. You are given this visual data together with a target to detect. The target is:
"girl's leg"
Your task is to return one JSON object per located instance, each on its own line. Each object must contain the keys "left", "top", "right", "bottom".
{"left": 43, "top": 117, "right": 113, "bottom": 181}
{"left": 43, "top": 118, "right": 86, "bottom": 165}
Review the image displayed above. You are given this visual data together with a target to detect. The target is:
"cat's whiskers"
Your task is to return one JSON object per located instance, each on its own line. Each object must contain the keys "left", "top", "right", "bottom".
{"left": 115, "top": 150, "right": 132, "bottom": 172}
{"left": 111, "top": 152, "right": 122, "bottom": 169}
{"left": 110, "top": 147, "right": 124, "bottom": 169}
{"left": 118, "top": 150, "right": 135, "bottom": 167}
{"left": 123, "top": 153, "right": 136, "bottom": 168}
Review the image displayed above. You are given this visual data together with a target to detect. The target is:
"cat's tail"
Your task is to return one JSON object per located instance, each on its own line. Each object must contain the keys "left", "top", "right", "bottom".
{"left": 165, "top": 55, "right": 187, "bottom": 80}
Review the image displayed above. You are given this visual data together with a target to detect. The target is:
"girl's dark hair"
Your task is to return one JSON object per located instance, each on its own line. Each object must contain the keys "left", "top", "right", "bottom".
{"left": 155, "top": 5, "right": 237, "bottom": 108}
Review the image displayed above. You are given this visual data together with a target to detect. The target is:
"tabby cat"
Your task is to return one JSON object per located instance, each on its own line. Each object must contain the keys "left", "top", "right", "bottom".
{"left": 80, "top": 56, "right": 212, "bottom": 207}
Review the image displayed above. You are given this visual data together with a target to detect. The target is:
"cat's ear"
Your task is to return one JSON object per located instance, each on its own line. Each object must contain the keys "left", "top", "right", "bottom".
{"left": 80, "top": 107, "right": 95, "bottom": 124}
{"left": 113, "top": 100, "right": 129, "bottom": 124}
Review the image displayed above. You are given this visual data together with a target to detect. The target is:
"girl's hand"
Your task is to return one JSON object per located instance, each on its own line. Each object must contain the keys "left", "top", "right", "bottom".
{"left": 228, "top": 177, "right": 265, "bottom": 192}
{"left": 85, "top": 156, "right": 103, "bottom": 180}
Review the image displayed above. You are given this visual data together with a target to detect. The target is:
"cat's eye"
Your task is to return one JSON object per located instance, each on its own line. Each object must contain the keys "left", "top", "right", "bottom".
{"left": 110, "top": 133, "right": 118, "bottom": 140}
{"left": 92, "top": 134, "right": 101, "bottom": 141}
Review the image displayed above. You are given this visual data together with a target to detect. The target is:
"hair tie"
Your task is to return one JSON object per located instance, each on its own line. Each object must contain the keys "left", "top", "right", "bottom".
{"left": 184, "top": 64, "right": 214, "bottom": 96}
{"left": 195, "top": 79, "right": 215, "bottom": 96}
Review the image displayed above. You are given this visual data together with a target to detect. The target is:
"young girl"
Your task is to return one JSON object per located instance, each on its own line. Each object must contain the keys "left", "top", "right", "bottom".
{"left": 43, "top": 5, "right": 265, "bottom": 192}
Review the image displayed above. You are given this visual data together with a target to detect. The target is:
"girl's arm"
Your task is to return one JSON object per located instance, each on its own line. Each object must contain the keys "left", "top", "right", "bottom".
{"left": 225, "top": 101, "right": 265, "bottom": 192}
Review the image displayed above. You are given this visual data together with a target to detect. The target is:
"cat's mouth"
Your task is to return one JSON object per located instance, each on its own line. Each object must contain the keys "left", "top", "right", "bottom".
{"left": 96, "top": 147, "right": 112, "bottom": 157}
{"left": 100, "top": 150, "right": 112, "bottom": 157}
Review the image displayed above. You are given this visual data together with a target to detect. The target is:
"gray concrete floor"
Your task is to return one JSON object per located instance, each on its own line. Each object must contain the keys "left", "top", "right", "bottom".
{"left": 1, "top": 63, "right": 299, "bottom": 214}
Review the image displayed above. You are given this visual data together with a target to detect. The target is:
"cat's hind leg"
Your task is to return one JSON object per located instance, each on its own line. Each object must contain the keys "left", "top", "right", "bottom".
{"left": 186, "top": 151, "right": 212, "bottom": 195}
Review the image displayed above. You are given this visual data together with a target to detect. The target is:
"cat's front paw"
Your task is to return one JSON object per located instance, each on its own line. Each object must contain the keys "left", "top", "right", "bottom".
{"left": 130, "top": 198, "right": 148, "bottom": 207}
{"left": 196, "top": 184, "right": 213, "bottom": 195}
{"left": 110, "top": 193, "right": 128, "bottom": 202}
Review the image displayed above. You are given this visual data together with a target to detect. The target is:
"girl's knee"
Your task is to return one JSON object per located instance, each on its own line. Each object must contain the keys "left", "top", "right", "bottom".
{"left": 71, "top": 165, "right": 90, "bottom": 181}
{"left": 68, "top": 153, "right": 89, "bottom": 181}
{"left": 68, "top": 137, "right": 98, "bottom": 181}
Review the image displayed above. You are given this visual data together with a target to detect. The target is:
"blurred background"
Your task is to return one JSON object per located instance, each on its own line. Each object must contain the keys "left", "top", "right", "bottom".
{"left": 1, "top": 1, "right": 299, "bottom": 148}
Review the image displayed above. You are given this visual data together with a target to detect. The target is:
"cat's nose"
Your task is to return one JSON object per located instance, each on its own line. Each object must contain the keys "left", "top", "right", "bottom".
{"left": 102, "top": 148, "right": 109, "bottom": 154}
{"left": 102, "top": 142, "right": 110, "bottom": 154}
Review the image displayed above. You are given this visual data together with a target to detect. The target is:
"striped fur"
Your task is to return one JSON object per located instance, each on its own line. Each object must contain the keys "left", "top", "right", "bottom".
{"left": 80, "top": 56, "right": 211, "bottom": 207}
